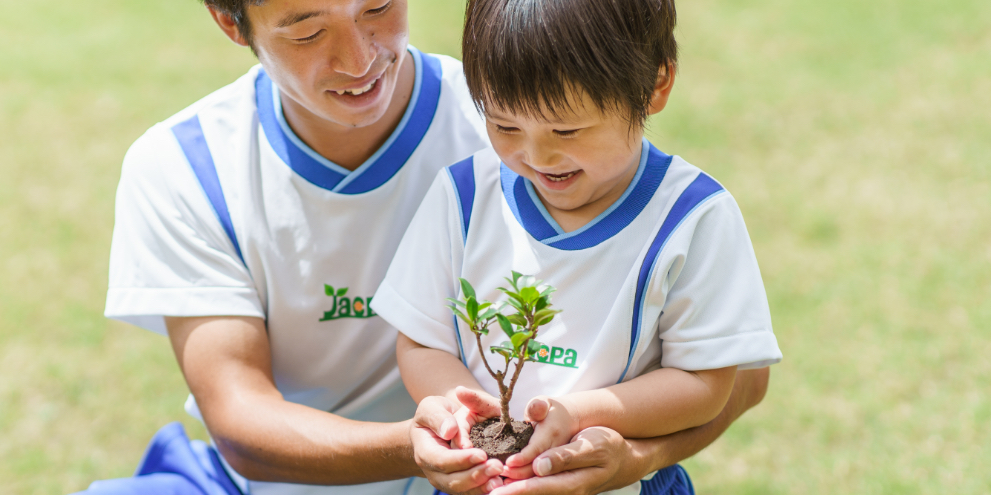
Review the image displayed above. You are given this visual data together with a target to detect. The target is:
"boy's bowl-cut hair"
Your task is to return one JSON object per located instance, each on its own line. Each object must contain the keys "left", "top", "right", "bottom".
{"left": 463, "top": 0, "right": 678, "bottom": 128}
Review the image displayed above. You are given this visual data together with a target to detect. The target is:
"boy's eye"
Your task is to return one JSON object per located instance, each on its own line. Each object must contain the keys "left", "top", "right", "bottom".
{"left": 494, "top": 125, "right": 520, "bottom": 134}
{"left": 292, "top": 30, "right": 323, "bottom": 43}
{"left": 553, "top": 129, "right": 579, "bottom": 137}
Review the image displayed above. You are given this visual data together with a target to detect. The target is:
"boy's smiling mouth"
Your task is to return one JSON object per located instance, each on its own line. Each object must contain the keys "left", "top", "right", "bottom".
{"left": 543, "top": 171, "right": 579, "bottom": 182}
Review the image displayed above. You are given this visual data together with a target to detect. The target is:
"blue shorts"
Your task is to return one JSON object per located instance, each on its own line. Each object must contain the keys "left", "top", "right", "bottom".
{"left": 432, "top": 463, "right": 694, "bottom": 495}
{"left": 72, "top": 422, "right": 243, "bottom": 495}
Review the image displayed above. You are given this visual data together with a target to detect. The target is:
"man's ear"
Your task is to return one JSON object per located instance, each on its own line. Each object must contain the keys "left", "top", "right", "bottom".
{"left": 207, "top": 6, "right": 251, "bottom": 47}
{"left": 647, "top": 62, "right": 676, "bottom": 116}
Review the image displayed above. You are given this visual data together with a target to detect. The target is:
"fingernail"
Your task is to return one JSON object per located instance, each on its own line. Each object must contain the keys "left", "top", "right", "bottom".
{"left": 534, "top": 457, "right": 552, "bottom": 476}
{"left": 471, "top": 452, "right": 486, "bottom": 464}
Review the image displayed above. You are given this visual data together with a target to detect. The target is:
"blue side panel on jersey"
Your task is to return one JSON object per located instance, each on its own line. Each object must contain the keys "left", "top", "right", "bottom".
{"left": 172, "top": 115, "right": 245, "bottom": 264}
{"left": 74, "top": 422, "right": 242, "bottom": 495}
{"left": 256, "top": 48, "right": 443, "bottom": 194}
{"left": 619, "top": 173, "right": 725, "bottom": 383}
{"left": 446, "top": 157, "right": 475, "bottom": 242}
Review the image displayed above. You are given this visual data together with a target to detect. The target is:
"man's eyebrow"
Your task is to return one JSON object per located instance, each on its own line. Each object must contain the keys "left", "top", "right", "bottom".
{"left": 276, "top": 11, "right": 326, "bottom": 28}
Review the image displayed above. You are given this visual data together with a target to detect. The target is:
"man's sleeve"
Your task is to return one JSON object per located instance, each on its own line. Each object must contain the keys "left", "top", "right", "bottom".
{"left": 372, "top": 170, "right": 464, "bottom": 358}
{"left": 649, "top": 193, "right": 782, "bottom": 371}
{"left": 105, "top": 126, "right": 263, "bottom": 335}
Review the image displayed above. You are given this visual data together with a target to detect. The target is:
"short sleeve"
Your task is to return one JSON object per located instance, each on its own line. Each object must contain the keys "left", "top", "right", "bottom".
{"left": 651, "top": 193, "right": 782, "bottom": 370}
{"left": 104, "top": 126, "right": 263, "bottom": 335}
{"left": 372, "top": 169, "right": 464, "bottom": 357}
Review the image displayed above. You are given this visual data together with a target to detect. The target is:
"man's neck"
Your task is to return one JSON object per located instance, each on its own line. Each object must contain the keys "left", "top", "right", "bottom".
{"left": 280, "top": 56, "right": 416, "bottom": 172}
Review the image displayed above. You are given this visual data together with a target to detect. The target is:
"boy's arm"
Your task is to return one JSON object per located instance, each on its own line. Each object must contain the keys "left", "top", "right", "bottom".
{"left": 505, "top": 365, "right": 737, "bottom": 470}
{"left": 165, "top": 315, "right": 421, "bottom": 484}
{"left": 489, "top": 367, "right": 770, "bottom": 495}
{"left": 397, "top": 332, "right": 485, "bottom": 404}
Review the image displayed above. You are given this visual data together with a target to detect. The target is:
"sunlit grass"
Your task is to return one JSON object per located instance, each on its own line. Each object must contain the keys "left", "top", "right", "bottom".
{"left": 1, "top": 0, "right": 988, "bottom": 493}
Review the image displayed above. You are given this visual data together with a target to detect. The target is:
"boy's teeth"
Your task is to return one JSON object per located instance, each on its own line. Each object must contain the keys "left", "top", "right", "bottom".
{"left": 546, "top": 172, "right": 577, "bottom": 182}
{"left": 336, "top": 81, "right": 375, "bottom": 96}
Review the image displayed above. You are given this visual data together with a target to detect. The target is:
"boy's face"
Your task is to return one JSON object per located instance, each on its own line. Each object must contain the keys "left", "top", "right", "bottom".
{"left": 244, "top": 0, "right": 409, "bottom": 129}
{"left": 485, "top": 94, "right": 644, "bottom": 217}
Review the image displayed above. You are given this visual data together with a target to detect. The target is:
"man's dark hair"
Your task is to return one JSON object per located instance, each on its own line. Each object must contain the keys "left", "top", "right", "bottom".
{"left": 202, "top": 0, "right": 265, "bottom": 46}
{"left": 462, "top": 0, "right": 677, "bottom": 127}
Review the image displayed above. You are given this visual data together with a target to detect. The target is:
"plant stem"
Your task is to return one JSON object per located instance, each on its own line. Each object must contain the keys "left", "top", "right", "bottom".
{"left": 475, "top": 331, "right": 500, "bottom": 382}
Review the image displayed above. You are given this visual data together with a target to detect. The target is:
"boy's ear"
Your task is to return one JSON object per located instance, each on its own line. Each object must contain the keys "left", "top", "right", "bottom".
{"left": 647, "top": 62, "right": 676, "bottom": 116}
{"left": 207, "top": 6, "right": 251, "bottom": 47}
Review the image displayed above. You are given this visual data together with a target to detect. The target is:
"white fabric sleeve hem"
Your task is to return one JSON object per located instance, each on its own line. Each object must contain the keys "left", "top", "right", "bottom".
{"left": 660, "top": 328, "right": 782, "bottom": 371}
{"left": 106, "top": 287, "right": 266, "bottom": 335}
{"left": 372, "top": 280, "right": 461, "bottom": 358}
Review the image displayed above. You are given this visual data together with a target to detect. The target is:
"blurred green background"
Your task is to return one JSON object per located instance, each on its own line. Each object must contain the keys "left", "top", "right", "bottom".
{"left": 1, "top": 0, "right": 989, "bottom": 493}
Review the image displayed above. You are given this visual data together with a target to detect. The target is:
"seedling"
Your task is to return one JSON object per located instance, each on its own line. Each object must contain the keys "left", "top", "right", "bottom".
{"left": 448, "top": 271, "right": 561, "bottom": 459}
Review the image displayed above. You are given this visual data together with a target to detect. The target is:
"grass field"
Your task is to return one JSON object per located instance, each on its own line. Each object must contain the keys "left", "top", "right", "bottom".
{"left": 1, "top": 0, "right": 988, "bottom": 493}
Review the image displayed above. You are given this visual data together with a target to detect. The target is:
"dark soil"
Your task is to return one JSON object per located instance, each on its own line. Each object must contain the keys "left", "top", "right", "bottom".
{"left": 469, "top": 417, "right": 535, "bottom": 462}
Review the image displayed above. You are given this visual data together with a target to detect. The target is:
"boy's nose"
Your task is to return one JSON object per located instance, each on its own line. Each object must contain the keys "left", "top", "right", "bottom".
{"left": 329, "top": 23, "right": 376, "bottom": 78}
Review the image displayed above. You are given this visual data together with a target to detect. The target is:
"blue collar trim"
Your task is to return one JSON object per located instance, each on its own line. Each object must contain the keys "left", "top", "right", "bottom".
{"left": 255, "top": 47, "right": 442, "bottom": 194}
{"left": 499, "top": 138, "right": 673, "bottom": 250}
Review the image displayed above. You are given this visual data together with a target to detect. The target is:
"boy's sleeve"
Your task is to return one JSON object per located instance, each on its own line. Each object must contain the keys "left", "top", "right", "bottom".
{"left": 648, "top": 192, "right": 782, "bottom": 371}
{"left": 104, "top": 126, "right": 263, "bottom": 336}
{"left": 372, "top": 170, "right": 464, "bottom": 358}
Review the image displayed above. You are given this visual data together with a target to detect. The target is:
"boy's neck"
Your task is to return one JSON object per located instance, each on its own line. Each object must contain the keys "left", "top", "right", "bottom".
{"left": 279, "top": 56, "right": 416, "bottom": 172}
{"left": 535, "top": 141, "right": 644, "bottom": 234}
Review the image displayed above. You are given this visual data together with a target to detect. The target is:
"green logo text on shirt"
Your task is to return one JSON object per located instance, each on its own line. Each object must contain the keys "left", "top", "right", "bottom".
{"left": 534, "top": 344, "right": 579, "bottom": 368}
{"left": 320, "top": 285, "right": 377, "bottom": 321}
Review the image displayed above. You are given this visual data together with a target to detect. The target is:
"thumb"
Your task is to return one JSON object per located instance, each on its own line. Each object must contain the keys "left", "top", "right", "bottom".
{"left": 524, "top": 396, "right": 550, "bottom": 422}
{"left": 455, "top": 386, "right": 501, "bottom": 417}
{"left": 414, "top": 396, "right": 460, "bottom": 441}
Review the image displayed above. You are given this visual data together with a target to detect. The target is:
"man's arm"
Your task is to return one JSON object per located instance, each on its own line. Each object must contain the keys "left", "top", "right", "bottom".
{"left": 165, "top": 315, "right": 421, "bottom": 484}
{"left": 488, "top": 367, "right": 770, "bottom": 494}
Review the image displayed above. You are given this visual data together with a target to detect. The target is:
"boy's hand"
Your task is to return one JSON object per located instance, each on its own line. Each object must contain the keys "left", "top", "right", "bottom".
{"left": 502, "top": 396, "right": 580, "bottom": 478}
{"left": 411, "top": 392, "right": 505, "bottom": 494}
{"left": 450, "top": 387, "right": 503, "bottom": 449}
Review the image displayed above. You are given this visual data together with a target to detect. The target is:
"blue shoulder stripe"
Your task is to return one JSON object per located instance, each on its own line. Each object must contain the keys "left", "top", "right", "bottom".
{"left": 172, "top": 115, "right": 245, "bottom": 264}
{"left": 619, "top": 172, "right": 725, "bottom": 383}
{"left": 446, "top": 157, "right": 476, "bottom": 243}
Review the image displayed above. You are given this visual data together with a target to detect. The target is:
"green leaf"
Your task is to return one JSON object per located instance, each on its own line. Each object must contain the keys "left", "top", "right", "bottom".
{"left": 496, "top": 314, "right": 515, "bottom": 338}
{"left": 505, "top": 297, "right": 524, "bottom": 312}
{"left": 479, "top": 307, "right": 499, "bottom": 321}
{"left": 451, "top": 308, "right": 471, "bottom": 325}
{"left": 325, "top": 285, "right": 335, "bottom": 296}
{"left": 507, "top": 314, "right": 527, "bottom": 326}
{"left": 534, "top": 296, "right": 548, "bottom": 311}
{"left": 478, "top": 302, "right": 492, "bottom": 311}
{"left": 510, "top": 331, "right": 533, "bottom": 350}
{"left": 512, "top": 271, "right": 523, "bottom": 285}
{"left": 520, "top": 286, "right": 539, "bottom": 304}
{"left": 466, "top": 296, "right": 479, "bottom": 320}
{"left": 527, "top": 339, "right": 543, "bottom": 356}
{"left": 336, "top": 287, "right": 348, "bottom": 297}
{"left": 519, "top": 275, "right": 536, "bottom": 289}
{"left": 539, "top": 286, "right": 556, "bottom": 298}
{"left": 490, "top": 342, "right": 514, "bottom": 358}
{"left": 459, "top": 278, "right": 476, "bottom": 300}
{"left": 446, "top": 297, "right": 467, "bottom": 308}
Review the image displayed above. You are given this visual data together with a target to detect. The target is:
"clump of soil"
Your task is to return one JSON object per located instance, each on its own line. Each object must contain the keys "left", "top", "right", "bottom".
{"left": 469, "top": 417, "right": 535, "bottom": 462}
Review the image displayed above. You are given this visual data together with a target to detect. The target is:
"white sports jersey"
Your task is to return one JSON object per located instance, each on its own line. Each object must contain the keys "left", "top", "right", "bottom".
{"left": 105, "top": 47, "right": 487, "bottom": 495}
{"left": 375, "top": 137, "right": 782, "bottom": 417}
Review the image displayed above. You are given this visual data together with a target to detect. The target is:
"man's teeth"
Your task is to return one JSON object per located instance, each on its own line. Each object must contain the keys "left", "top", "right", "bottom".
{"left": 335, "top": 81, "right": 375, "bottom": 96}
{"left": 545, "top": 172, "right": 578, "bottom": 182}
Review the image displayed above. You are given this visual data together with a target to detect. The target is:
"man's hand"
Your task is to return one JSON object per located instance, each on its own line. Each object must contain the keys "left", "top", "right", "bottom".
{"left": 411, "top": 391, "right": 505, "bottom": 494}
{"left": 493, "top": 427, "right": 640, "bottom": 495}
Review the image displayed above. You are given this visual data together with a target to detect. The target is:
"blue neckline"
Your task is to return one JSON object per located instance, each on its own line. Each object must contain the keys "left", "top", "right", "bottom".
{"left": 500, "top": 138, "right": 673, "bottom": 250}
{"left": 255, "top": 46, "right": 443, "bottom": 194}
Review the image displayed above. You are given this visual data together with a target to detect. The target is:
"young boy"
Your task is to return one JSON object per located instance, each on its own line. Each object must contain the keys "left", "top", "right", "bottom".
{"left": 371, "top": 0, "right": 782, "bottom": 493}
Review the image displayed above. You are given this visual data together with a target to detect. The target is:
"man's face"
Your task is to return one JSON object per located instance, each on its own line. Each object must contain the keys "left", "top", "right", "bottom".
{"left": 245, "top": 0, "right": 409, "bottom": 129}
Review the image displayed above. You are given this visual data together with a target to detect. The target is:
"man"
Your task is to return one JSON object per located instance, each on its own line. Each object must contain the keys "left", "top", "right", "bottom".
{"left": 80, "top": 1, "right": 770, "bottom": 494}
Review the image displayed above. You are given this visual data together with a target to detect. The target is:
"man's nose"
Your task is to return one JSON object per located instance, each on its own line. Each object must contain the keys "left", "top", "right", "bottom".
{"left": 329, "top": 22, "right": 375, "bottom": 77}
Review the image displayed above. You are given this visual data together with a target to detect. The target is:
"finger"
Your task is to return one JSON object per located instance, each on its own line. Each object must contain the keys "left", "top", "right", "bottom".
{"left": 505, "top": 424, "right": 556, "bottom": 468}
{"left": 500, "top": 462, "right": 535, "bottom": 480}
{"left": 412, "top": 426, "right": 488, "bottom": 474}
{"left": 489, "top": 467, "right": 595, "bottom": 495}
{"left": 455, "top": 386, "right": 502, "bottom": 417}
{"left": 524, "top": 396, "right": 550, "bottom": 422}
{"left": 430, "top": 459, "right": 505, "bottom": 495}
{"left": 415, "top": 396, "right": 461, "bottom": 441}
{"left": 530, "top": 435, "right": 605, "bottom": 477}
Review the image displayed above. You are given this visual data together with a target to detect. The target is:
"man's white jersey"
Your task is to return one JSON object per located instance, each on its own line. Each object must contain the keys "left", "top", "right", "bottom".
{"left": 375, "top": 138, "right": 782, "bottom": 420}
{"left": 105, "top": 47, "right": 487, "bottom": 495}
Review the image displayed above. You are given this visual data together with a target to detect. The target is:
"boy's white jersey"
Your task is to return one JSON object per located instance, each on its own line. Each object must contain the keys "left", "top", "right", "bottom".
{"left": 374, "top": 138, "right": 782, "bottom": 420}
{"left": 105, "top": 47, "right": 486, "bottom": 495}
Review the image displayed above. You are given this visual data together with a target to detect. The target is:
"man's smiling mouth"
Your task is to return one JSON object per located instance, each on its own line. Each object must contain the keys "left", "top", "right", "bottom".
{"left": 335, "top": 78, "right": 377, "bottom": 96}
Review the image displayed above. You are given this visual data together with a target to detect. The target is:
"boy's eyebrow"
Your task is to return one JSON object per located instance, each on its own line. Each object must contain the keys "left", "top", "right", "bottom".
{"left": 276, "top": 10, "right": 327, "bottom": 28}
